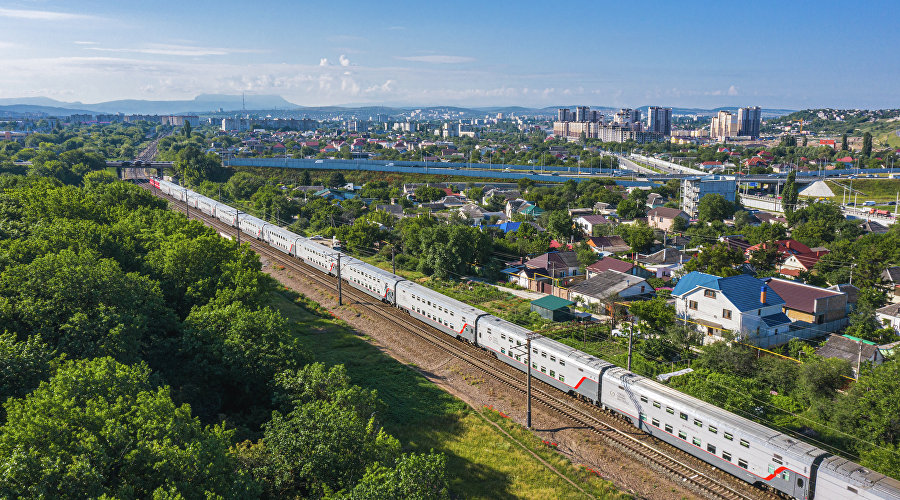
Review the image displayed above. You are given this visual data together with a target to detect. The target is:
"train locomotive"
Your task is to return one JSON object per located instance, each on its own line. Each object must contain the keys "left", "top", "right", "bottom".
{"left": 150, "top": 178, "right": 900, "bottom": 500}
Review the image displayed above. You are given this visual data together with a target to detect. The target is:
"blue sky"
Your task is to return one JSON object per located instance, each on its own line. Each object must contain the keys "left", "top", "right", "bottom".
{"left": 0, "top": 0, "right": 897, "bottom": 109}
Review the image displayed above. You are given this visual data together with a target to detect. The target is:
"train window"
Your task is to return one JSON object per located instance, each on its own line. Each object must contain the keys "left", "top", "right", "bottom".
{"left": 797, "top": 478, "right": 803, "bottom": 488}
{"left": 501, "top": 348, "right": 506, "bottom": 355}
{"left": 692, "top": 438, "right": 701, "bottom": 447}
{"left": 847, "top": 486, "right": 858, "bottom": 494}
{"left": 781, "top": 471, "right": 790, "bottom": 481}
{"left": 772, "top": 457, "right": 782, "bottom": 465}
{"left": 540, "top": 366, "right": 546, "bottom": 373}
{"left": 550, "top": 355, "right": 556, "bottom": 362}
{"left": 533, "top": 348, "right": 538, "bottom": 354}
{"left": 427, "top": 301, "right": 431, "bottom": 306}
{"left": 738, "top": 459, "right": 748, "bottom": 469}
{"left": 694, "top": 419, "right": 702, "bottom": 428}
{"left": 740, "top": 439, "right": 749, "bottom": 449}
{"left": 708, "top": 425, "right": 717, "bottom": 434}
{"left": 550, "top": 370, "right": 555, "bottom": 377}
{"left": 653, "top": 401, "right": 661, "bottom": 408}
{"left": 487, "top": 328, "right": 492, "bottom": 334}
{"left": 768, "top": 465, "right": 776, "bottom": 475}
{"left": 665, "top": 424, "right": 673, "bottom": 433}
{"left": 541, "top": 352, "right": 547, "bottom": 358}
{"left": 515, "top": 355, "right": 521, "bottom": 361}
{"left": 532, "top": 363, "right": 537, "bottom": 369}
{"left": 639, "top": 413, "right": 647, "bottom": 421}
{"left": 559, "top": 360, "right": 565, "bottom": 366}
{"left": 640, "top": 396, "right": 648, "bottom": 403}
{"left": 450, "top": 312, "right": 454, "bottom": 317}
{"left": 680, "top": 412, "right": 688, "bottom": 421}
{"left": 722, "top": 451, "right": 731, "bottom": 462}
{"left": 501, "top": 334, "right": 506, "bottom": 340}
{"left": 666, "top": 407, "right": 674, "bottom": 415}
{"left": 678, "top": 431, "right": 687, "bottom": 440}
{"left": 559, "top": 375, "right": 565, "bottom": 382}
{"left": 707, "top": 443, "right": 716, "bottom": 454}
{"left": 724, "top": 432, "right": 733, "bottom": 441}
{"left": 651, "top": 418, "right": 659, "bottom": 427}
{"left": 517, "top": 341, "right": 522, "bottom": 346}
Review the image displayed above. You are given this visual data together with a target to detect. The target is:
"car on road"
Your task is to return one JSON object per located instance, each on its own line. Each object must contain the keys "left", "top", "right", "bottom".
{"left": 315, "top": 159, "right": 324, "bottom": 164}
{"left": 386, "top": 162, "right": 394, "bottom": 167}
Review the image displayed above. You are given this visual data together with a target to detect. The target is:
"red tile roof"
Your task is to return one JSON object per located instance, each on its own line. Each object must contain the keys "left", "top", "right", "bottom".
{"left": 586, "top": 257, "right": 634, "bottom": 274}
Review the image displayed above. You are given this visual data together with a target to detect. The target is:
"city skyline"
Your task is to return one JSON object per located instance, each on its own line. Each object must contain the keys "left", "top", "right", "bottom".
{"left": 0, "top": 0, "right": 897, "bottom": 109}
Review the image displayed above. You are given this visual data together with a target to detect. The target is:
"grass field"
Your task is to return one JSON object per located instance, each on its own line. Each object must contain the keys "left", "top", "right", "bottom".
{"left": 824, "top": 179, "right": 900, "bottom": 209}
{"left": 270, "top": 288, "right": 626, "bottom": 499}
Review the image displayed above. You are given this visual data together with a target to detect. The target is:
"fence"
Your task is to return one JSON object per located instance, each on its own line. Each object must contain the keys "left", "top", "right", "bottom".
{"left": 746, "top": 318, "right": 848, "bottom": 349}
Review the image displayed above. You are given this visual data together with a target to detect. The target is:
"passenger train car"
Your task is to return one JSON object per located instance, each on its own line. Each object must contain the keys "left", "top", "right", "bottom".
{"left": 150, "top": 178, "right": 900, "bottom": 500}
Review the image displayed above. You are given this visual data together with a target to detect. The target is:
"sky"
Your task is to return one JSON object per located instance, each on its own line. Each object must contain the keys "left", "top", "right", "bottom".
{"left": 0, "top": 0, "right": 898, "bottom": 110}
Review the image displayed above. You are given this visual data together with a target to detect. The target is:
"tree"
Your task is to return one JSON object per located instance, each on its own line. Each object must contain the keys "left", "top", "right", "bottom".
{"left": 629, "top": 296, "right": 675, "bottom": 334}
{"left": 799, "top": 356, "right": 851, "bottom": 417}
{"left": 781, "top": 171, "right": 798, "bottom": 216}
{"left": 517, "top": 177, "right": 534, "bottom": 192}
{"left": 697, "top": 193, "right": 734, "bottom": 222}
{"left": 182, "top": 120, "right": 192, "bottom": 138}
{"left": 616, "top": 198, "right": 645, "bottom": 219}
{"left": 681, "top": 243, "right": 744, "bottom": 277}
{"left": 346, "top": 453, "right": 450, "bottom": 500}
{"left": 862, "top": 132, "right": 873, "bottom": 157}
{"left": 174, "top": 145, "right": 220, "bottom": 185}
{"left": 226, "top": 171, "right": 265, "bottom": 199}
{"left": 327, "top": 171, "right": 347, "bottom": 188}
{"left": 671, "top": 214, "right": 689, "bottom": 232}
{"left": 616, "top": 221, "right": 654, "bottom": 253}
{"left": 82, "top": 169, "right": 117, "bottom": 188}
{"left": 545, "top": 210, "right": 574, "bottom": 243}
{"left": 0, "top": 333, "right": 57, "bottom": 409}
{"left": 414, "top": 185, "right": 444, "bottom": 203}
{"left": 841, "top": 133, "right": 849, "bottom": 151}
{"left": 0, "top": 357, "right": 260, "bottom": 498}
{"left": 300, "top": 169, "right": 312, "bottom": 186}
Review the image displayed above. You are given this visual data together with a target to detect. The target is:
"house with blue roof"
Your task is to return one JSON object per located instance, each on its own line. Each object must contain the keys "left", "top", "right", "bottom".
{"left": 672, "top": 271, "right": 792, "bottom": 344}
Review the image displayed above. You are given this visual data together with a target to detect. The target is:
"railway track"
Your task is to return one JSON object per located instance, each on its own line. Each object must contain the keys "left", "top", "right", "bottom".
{"left": 141, "top": 180, "right": 779, "bottom": 500}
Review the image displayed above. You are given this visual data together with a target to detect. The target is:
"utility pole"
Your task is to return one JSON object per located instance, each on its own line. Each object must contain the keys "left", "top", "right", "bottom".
{"left": 336, "top": 253, "right": 343, "bottom": 306}
{"left": 526, "top": 335, "right": 532, "bottom": 428}
{"left": 627, "top": 316, "right": 634, "bottom": 371}
{"left": 849, "top": 263, "right": 855, "bottom": 287}
{"left": 184, "top": 189, "right": 190, "bottom": 218}
{"left": 236, "top": 210, "right": 241, "bottom": 247}
{"left": 857, "top": 340, "right": 863, "bottom": 381}
{"left": 391, "top": 245, "right": 396, "bottom": 275}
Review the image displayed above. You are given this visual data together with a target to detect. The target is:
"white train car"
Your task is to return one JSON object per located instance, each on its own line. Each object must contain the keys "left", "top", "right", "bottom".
{"left": 197, "top": 196, "right": 218, "bottom": 217}
{"left": 478, "top": 315, "right": 609, "bottom": 403}
{"left": 263, "top": 225, "right": 303, "bottom": 256}
{"left": 341, "top": 259, "right": 406, "bottom": 304}
{"left": 239, "top": 214, "right": 268, "bottom": 240}
{"left": 216, "top": 204, "right": 239, "bottom": 227}
{"left": 814, "top": 456, "right": 900, "bottom": 500}
{"left": 296, "top": 238, "right": 338, "bottom": 274}
{"left": 601, "top": 366, "right": 822, "bottom": 499}
{"left": 395, "top": 281, "right": 486, "bottom": 343}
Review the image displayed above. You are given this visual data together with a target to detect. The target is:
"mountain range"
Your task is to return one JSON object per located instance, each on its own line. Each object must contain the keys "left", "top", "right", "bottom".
{"left": 0, "top": 94, "right": 796, "bottom": 118}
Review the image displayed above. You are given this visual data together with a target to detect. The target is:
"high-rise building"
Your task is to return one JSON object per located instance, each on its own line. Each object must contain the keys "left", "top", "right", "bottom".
{"left": 681, "top": 175, "right": 737, "bottom": 217}
{"left": 709, "top": 110, "right": 738, "bottom": 141}
{"left": 737, "top": 106, "right": 761, "bottom": 139}
{"left": 647, "top": 106, "right": 672, "bottom": 136}
{"left": 575, "top": 106, "right": 590, "bottom": 122}
{"left": 557, "top": 108, "right": 571, "bottom": 122}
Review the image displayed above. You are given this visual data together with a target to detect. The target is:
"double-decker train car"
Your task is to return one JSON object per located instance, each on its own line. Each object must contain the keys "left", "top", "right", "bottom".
{"left": 238, "top": 214, "right": 268, "bottom": 240}
{"left": 263, "top": 225, "right": 303, "bottom": 256}
{"left": 395, "top": 281, "right": 485, "bottom": 344}
{"left": 477, "top": 314, "right": 610, "bottom": 404}
{"left": 602, "top": 366, "right": 824, "bottom": 499}
{"left": 816, "top": 456, "right": 900, "bottom": 500}
{"left": 296, "top": 238, "right": 338, "bottom": 275}
{"left": 340, "top": 258, "right": 405, "bottom": 304}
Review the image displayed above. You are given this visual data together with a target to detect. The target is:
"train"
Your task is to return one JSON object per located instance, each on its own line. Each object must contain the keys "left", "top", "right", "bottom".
{"left": 149, "top": 177, "right": 900, "bottom": 500}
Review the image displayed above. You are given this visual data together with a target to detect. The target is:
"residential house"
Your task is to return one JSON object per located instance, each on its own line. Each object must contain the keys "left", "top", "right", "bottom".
{"left": 881, "top": 266, "right": 900, "bottom": 299}
{"left": 593, "top": 201, "right": 613, "bottom": 214}
{"left": 816, "top": 335, "right": 884, "bottom": 377}
{"left": 505, "top": 199, "right": 530, "bottom": 219}
{"left": 482, "top": 188, "right": 520, "bottom": 205}
{"left": 568, "top": 270, "right": 652, "bottom": 308}
{"left": 762, "top": 278, "right": 848, "bottom": 330}
{"left": 754, "top": 211, "right": 787, "bottom": 225}
{"left": 828, "top": 283, "right": 859, "bottom": 311}
{"left": 586, "top": 235, "right": 630, "bottom": 254}
{"left": 524, "top": 251, "right": 580, "bottom": 279}
{"left": 646, "top": 207, "right": 690, "bottom": 231}
{"left": 779, "top": 251, "right": 829, "bottom": 277}
{"left": 672, "top": 271, "right": 792, "bottom": 344}
{"left": 876, "top": 303, "right": 900, "bottom": 335}
{"left": 375, "top": 204, "right": 406, "bottom": 219}
{"left": 745, "top": 239, "right": 812, "bottom": 259}
{"left": 513, "top": 267, "right": 550, "bottom": 289}
{"left": 575, "top": 214, "right": 612, "bottom": 236}
{"left": 645, "top": 193, "right": 666, "bottom": 209}
{"left": 314, "top": 188, "right": 356, "bottom": 201}
{"left": 585, "top": 257, "right": 635, "bottom": 278}
{"left": 636, "top": 247, "right": 690, "bottom": 279}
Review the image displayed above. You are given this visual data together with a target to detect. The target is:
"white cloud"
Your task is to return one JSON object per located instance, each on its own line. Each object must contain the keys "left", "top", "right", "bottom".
{"left": 727, "top": 85, "right": 739, "bottom": 96}
{"left": 87, "top": 43, "right": 260, "bottom": 57}
{"left": 74, "top": 41, "right": 98, "bottom": 46}
{"left": 319, "top": 58, "right": 329, "bottom": 66}
{"left": 397, "top": 55, "right": 475, "bottom": 64}
{"left": 339, "top": 54, "right": 350, "bottom": 67}
{"left": 0, "top": 8, "right": 97, "bottom": 21}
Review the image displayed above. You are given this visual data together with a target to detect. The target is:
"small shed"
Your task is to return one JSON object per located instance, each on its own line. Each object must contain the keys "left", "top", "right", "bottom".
{"left": 530, "top": 295, "right": 575, "bottom": 322}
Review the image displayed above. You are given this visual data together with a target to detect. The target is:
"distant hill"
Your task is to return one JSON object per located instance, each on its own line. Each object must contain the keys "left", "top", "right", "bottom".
{"left": 0, "top": 94, "right": 301, "bottom": 116}
{"left": 0, "top": 94, "right": 797, "bottom": 118}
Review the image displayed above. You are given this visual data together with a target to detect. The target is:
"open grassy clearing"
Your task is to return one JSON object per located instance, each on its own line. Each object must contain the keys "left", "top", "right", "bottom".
{"left": 270, "top": 288, "right": 625, "bottom": 499}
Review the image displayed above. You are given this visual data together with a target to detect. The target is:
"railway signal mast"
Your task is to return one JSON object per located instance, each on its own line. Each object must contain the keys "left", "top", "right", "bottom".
{"left": 511, "top": 331, "right": 542, "bottom": 428}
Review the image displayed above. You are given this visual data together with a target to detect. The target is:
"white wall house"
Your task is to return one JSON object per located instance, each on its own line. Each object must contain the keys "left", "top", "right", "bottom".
{"left": 672, "top": 272, "right": 792, "bottom": 344}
